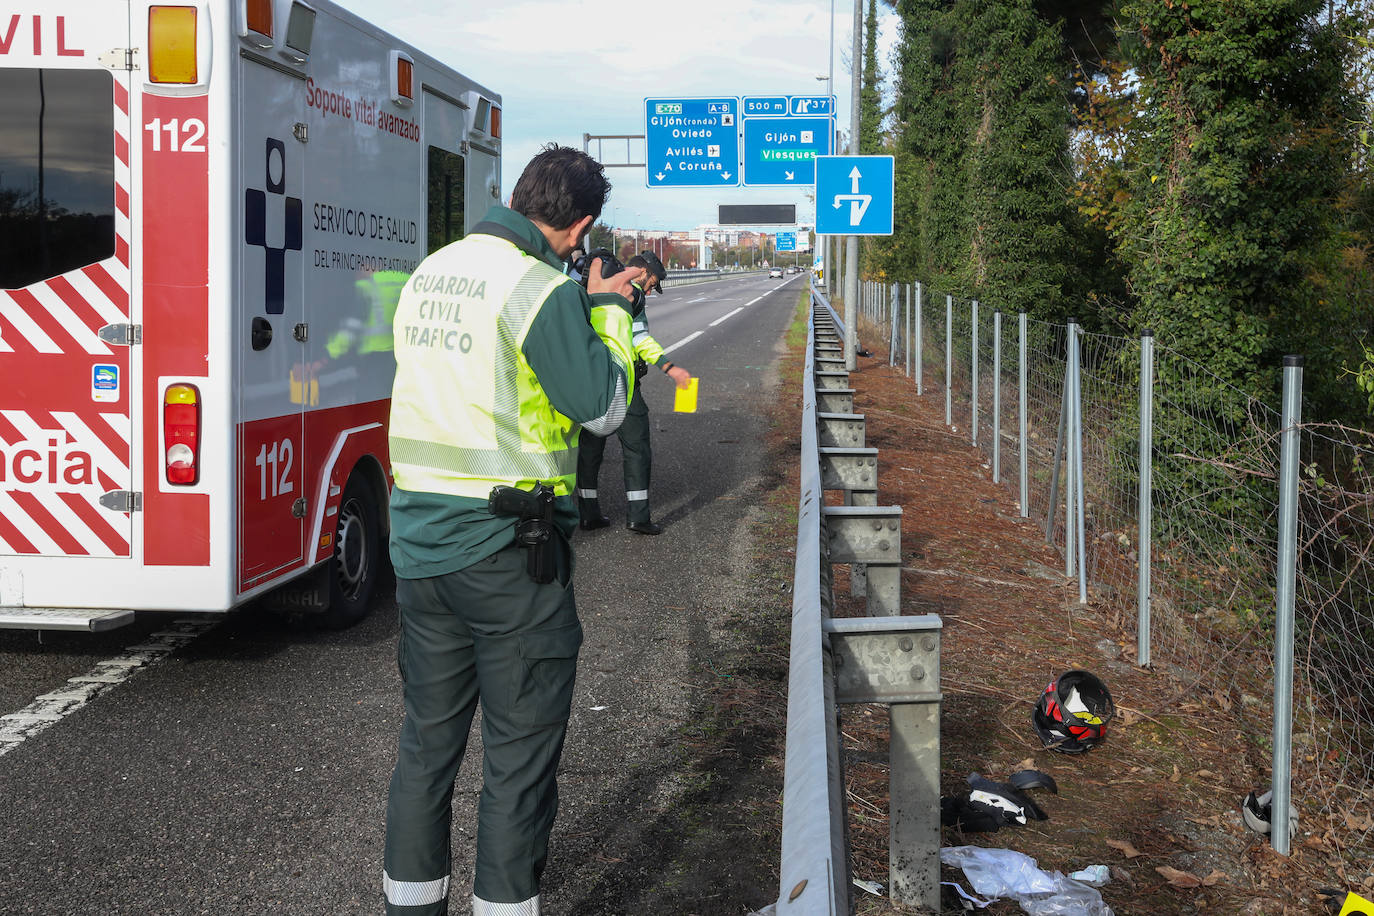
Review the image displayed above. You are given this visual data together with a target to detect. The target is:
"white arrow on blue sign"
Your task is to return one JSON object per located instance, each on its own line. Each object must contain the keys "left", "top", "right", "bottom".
{"left": 776, "top": 231, "right": 797, "bottom": 251}
{"left": 644, "top": 97, "right": 740, "bottom": 188}
{"left": 814, "top": 155, "right": 894, "bottom": 236}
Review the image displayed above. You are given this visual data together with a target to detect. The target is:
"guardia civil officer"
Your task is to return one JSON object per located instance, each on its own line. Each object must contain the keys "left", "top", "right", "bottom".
{"left": 576, "top": 251, "right": 692, "bottom": 534}
{"left": 383, "top": 144, "right": 644, "bottom": 916}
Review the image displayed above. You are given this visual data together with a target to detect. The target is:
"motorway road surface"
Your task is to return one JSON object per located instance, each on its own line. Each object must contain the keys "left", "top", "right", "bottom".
{"left": 0, "top": 270, "right": 807, "bottom": 915}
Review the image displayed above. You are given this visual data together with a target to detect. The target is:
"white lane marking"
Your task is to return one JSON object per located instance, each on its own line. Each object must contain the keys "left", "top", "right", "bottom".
{"left": 709, "top": 307, "right": 745, "bottom": 327}
{"left": 688, "top": 296, "right": 709, "bottom": 304}
{"left": 0, "top": 617, "right": 220, "bottom": 757}
{"left": 662, "top": 331, "right": 702, "bottom": 355}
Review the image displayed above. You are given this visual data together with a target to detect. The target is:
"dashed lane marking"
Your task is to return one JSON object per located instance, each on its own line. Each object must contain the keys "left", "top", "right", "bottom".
{"left": 0, "top": 617, "right": 220, "bottom": 757}
{"left": 709, "top": 307, "right": 745, "bottom": 327}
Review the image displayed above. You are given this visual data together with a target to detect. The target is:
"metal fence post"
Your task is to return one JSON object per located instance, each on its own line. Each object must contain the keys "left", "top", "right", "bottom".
{"left": 1063, "top": 320, "right": 1077, "bottom": 576}
{"left": 1069, "top": 320, "right": 1088, "bottom": 604}
{"left": 1019, "top": 312, "right": 1028, "bottom": 518}
{"left": 945, "top": 295, "right": 953, "bottom": 426}
{"left": 971, "top": 300, "right": 980, "bottom": 447}
{"left": 914, "top": 282, "right": 923, "bottom": 395}
{"left": 889, "top": 284, "right": 899, "bottom": 368}
{"left": 1137, "top": 330, "right": 1154, "bottom": 668}
{"left": 1271, "top": 355, "right": 1303, "bottom": 855}
{"left": 993, "top": 310, "right": 1002, "bottom": 484}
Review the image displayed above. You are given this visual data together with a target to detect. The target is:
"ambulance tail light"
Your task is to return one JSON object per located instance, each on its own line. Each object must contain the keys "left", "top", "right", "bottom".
{"left": 490, "top": 106, "right": 501, "bottom": 139}
{"left": 148, "top": 6, "right": 199, "bottom": 84}
{"left": 164, "top": 384, "right": 201, "bottom": 485}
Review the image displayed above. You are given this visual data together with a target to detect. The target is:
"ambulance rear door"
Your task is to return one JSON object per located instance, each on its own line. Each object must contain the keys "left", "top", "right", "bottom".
{"left": 0, "top": 4, "right": 138, "bottom": 571}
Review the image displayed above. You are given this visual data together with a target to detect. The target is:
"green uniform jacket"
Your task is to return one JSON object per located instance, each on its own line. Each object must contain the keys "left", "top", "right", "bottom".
{"left": 389, "top": 206, "right": 635, "bottom": 578}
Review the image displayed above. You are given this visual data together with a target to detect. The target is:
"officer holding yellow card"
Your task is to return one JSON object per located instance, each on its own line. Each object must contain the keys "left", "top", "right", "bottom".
{"left": 576, "top": 251, "right": 692, "bottom": 535}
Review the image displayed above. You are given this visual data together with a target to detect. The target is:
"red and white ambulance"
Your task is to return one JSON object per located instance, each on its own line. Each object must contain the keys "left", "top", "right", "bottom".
{"left": 0, "top": 0, "right": 501, "bottom": 630}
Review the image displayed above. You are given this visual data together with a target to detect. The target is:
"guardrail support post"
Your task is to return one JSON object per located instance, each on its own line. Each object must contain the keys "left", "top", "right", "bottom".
{"left": 827, "top": 615, "right": 942, "bottom": 911}
{"left": 824, "top": 506, "right": 902, "bottom": 614}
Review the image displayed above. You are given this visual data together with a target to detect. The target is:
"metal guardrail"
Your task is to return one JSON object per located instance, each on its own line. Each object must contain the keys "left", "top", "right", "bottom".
{"left": 754, "top": 285, "right": 942, "bottom": 915}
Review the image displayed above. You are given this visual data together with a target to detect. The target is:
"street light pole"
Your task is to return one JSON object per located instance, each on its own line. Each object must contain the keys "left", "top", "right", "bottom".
{"left": 844, "top": 0, "right": 861, "bottom": 371}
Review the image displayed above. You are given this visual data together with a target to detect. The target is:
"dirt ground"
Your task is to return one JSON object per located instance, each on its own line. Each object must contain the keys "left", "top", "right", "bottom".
{"left": 817, "top": 330, "right": 1362, "bottom": 915}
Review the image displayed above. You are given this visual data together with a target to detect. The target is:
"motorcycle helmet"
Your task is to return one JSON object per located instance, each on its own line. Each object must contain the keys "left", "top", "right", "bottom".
{"left": 1031, "top": 669, "right": 1115, "bottom": 753}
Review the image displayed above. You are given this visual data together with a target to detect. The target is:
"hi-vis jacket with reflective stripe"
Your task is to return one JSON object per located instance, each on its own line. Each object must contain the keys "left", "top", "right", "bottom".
{"left": 386, "top": 207, "right": 638, "bottom": 578}
{"left": 631, "top": 306, "right": 667, "bottom": 367}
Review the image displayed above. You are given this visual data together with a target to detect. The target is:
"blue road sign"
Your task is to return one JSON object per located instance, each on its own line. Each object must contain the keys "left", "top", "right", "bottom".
{"left": 776, "top": 231, "right": 797, "bottom": 251}
{"left": 789, "top": 95, "right": 834, "bottom": 116}
{"left": 742, "top": 116, "right": 833, "bottom": 187}
{"left": 742, "top": 96, "right": 787, "bottom": 117}
{"left": 815, "top": 155, "right": 894, "bottom": 236}
{"left": 644, "top": 97, "right": 740, "bottom": 187}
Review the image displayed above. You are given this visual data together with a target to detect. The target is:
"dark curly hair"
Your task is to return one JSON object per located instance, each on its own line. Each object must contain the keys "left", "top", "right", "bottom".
{"left": 510, "top": 144, "right": 611, "bottom": 231}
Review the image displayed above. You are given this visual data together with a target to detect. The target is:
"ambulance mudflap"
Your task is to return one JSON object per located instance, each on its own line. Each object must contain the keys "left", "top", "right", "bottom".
{"left": 1, "top": 9, "right": 138, "bottom": 629}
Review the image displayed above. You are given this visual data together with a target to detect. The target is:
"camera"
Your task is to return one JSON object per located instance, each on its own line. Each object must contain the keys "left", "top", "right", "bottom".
{"left": 571, "top": 248, "right": 624, "bottom": 286}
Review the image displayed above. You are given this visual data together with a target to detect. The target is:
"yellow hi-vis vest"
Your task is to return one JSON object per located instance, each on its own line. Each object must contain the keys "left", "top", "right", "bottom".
{"left": 388, "top": 234, "right": 634, "bottom": 500}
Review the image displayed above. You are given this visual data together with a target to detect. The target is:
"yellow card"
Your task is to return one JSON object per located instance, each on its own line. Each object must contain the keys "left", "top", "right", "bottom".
{"left": 673, "top": 377, "right": 699, "bottom": 413}
{"left": 1339, "top": 891, "right": 1374, "bottom": 916}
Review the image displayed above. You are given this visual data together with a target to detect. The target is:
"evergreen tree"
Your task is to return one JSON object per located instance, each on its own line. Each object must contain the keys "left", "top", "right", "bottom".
{"left": 861, "top": 0, "right": 884, "bottom": 155}
{"left": 1116, "top": 0, "right": 1361, "bottom": 414}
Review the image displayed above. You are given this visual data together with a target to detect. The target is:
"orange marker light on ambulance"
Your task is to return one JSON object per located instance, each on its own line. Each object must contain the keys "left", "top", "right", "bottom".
{"left": 148, "top": 6, "right": 198, "bottom": 84}
{"left": 164, "top": 384, "right": 201, "bottom": 485}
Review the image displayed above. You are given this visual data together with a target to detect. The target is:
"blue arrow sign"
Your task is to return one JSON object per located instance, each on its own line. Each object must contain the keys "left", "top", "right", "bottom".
{"left": 815, "top": 155, "right": 894, "bottom": 235}
{"left": 644, "top": 97, "right": 740, "bottom": 187}
{"left": 742, "top": 116, "right": 833, "bottom": 187}
{"left": 789, "top": 95, "right": 834, "bottom": 116}
{"left": 776, "top": 231, "right": 797, "bottom": 251}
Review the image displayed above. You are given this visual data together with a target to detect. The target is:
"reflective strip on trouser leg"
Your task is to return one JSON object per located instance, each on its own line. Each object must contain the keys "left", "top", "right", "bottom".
{"left": 575, "top": 427, "right": 608, "bottom": 494}
{"left": 618, "top": 387, "right": 652, "bottom": 523}
{"left": 385, "top": 549, "right": 581, "bottom": 911}
{"left": 473, "top": 894, "right": 541, "bottom": 915}
{"left": 384, "top": 574, "right": 483, "bottom": 916}
{"left": 575, "top": 489, "right": 597, "bottom": 499}
{"left": 384, "top": 873, "right": 451, "bottom": 908}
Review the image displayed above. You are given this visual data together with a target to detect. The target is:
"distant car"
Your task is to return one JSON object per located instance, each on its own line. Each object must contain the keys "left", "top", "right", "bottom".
{"left": 787, "top": 266, "right": 800, "bottom": 274}
{"left": 768, "top": 267, "right": 784, "bottom": 278}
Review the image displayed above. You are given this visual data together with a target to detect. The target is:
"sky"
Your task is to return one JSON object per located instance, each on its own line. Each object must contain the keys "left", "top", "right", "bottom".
{"left": 336, "top": 0, "right": 899, "bottom": 233}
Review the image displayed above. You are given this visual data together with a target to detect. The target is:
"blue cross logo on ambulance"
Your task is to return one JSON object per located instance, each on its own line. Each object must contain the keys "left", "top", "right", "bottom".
{"left": 244, "top": 138, "right": 303, "bottom": 315}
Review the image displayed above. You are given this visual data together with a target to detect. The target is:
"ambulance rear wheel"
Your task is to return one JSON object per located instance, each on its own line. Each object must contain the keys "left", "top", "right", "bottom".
{"left": 324, "top": 476, "right": 380, "bottom": 628}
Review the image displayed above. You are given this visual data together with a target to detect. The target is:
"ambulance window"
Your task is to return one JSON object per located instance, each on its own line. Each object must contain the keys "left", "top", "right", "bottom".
{"left": 427, "top": 146, "right": 465, "bottom": 255}
{"left": 0, "top": 69, "right": 116, "bottom": 290}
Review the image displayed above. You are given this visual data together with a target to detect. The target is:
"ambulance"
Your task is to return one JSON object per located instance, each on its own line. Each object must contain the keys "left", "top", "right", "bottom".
{"left": 0, "top": 0, "right": 502, "bottom": 630}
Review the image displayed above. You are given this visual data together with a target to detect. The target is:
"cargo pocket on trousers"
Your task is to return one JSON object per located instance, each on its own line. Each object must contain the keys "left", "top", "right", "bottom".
{"left": 514, "top": 620, "right": 583, "bottom": 730}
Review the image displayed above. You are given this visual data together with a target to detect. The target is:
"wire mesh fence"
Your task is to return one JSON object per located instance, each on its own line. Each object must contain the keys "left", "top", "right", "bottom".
{"left": 848, "top": 280, "right": 1374, "bottom": 861}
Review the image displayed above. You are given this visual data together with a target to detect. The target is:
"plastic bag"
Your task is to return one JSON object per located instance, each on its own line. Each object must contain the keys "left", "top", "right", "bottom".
{"left": 941, "top": 846, "right": 1115, "bottom": 916}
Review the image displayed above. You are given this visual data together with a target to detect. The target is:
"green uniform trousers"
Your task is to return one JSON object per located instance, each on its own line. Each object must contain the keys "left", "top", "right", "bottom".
{"left": 383, "top": 544, "right": 581, "bottom": 914}
{"left": 576, "top": 383, "right": 652, "bottom": 523}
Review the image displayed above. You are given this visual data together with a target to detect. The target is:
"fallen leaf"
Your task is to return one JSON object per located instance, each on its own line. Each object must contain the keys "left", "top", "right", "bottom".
{"left": 789, "top": 880, "right": 808, "bottom": 902}
{"left": 1016, "top": 757, "right": 1036, "bottom": 771}
{"left": 1196, "top": 770, "right": 1214, "bottom": 779}
{"left": 1156, "top": 865, "right": 1203, "bottom": 888}
{"left": 1201, "top": 869, "right": 1225, "bottom": 886}
{"left": 1341, "top": 808, "right": 1374, "bottom": 831}
{"left": 1107, "top": 838, "right": 1142, "bottom": 858}
{"left": 1170, "top": 764, "right": 1181, "bottom": 783}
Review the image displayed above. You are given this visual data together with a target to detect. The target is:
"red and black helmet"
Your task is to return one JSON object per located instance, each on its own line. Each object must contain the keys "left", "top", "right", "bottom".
{"left": 1031, "top": 670, "right": 1115, "bottom": 754}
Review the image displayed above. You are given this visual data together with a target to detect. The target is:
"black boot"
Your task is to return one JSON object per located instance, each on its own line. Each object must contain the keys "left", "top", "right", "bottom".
{"left": 579, "top": 497, "right": 610, "bottom": 530}
{"left": 626, "top": 520, "right": 663, "bottom": 535}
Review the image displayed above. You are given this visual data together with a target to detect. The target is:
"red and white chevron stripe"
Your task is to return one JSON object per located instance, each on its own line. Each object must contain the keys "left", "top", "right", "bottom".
{"left": 0, "top": 408, "right": 131, "bottom": 557}
{"left": 0, "top": 73, "right": 132, "bottom": 558}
